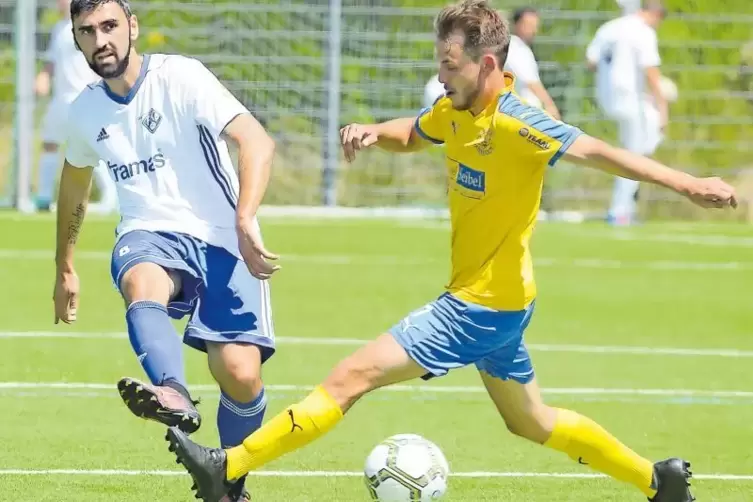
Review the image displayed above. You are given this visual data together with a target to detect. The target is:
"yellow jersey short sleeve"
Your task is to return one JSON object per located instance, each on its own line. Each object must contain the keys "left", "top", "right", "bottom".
{"left": 495, "top": 92, "right": 582, "bottom": 168}
{"left": 414, "top": 96, "right": 452, "bottom": 145}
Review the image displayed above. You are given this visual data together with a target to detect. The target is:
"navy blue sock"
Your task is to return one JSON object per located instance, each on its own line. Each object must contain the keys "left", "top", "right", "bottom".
{"left": 126, "top": 300, "right": 186, "bottom": 387}
{"left": 217, "top": 387, "right": 267, "bottom": 449}
{"left": 218, "top": 387, "right": 267, "bottom": 494}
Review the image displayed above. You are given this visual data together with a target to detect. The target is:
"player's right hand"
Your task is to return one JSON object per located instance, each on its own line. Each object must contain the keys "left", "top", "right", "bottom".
{"left": 340, "top": 123, "right": 379, "bottom": 162}
{"left": 34, "top": 71, "right": 50, "bottom": 97}
{"left": 237, "top": 218, "right": 280, "bottom": 281}
{"left": 684, "top": 176, "right": 738, "bottom": 209}
{"left": 53, "top": 269, "right": 80, "bottom": 324}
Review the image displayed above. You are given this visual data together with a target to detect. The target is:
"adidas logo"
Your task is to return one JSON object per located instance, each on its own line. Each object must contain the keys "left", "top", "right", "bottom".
{"left": 96, "top": 128, "right": 109, "bottom": 142}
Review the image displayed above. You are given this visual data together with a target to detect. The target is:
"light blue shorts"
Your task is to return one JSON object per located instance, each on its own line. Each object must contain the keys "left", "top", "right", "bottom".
{"left": 110, "top": 230, "right": 275, "bottom": 361}
{"left": 389, "top": 292, "right": 535, "bottom": 383}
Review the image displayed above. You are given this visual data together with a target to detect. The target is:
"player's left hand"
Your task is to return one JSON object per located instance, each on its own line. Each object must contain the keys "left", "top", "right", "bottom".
{"left": 684, "top": 176, "right": 738, "bottom": 209}
{"left": 340, "top": 123, "right": 379, "bottom": 163}
{"left": 237, "top": 218, "right": 280, "bottom": 280}
{"left": 53, "top": 269, "right": 80, "bottom": 324}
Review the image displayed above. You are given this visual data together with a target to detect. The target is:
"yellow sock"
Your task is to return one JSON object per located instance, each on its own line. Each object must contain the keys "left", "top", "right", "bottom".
{"left": 544, "top": 408, "right": 656, "bottom": 498}
{"left": 225, "top": 385, "right": 343, "bottom": 480}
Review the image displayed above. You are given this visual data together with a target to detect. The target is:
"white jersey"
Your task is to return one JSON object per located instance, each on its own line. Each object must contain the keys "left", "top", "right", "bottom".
{"left": 65, "top": 54, "right": 253, "bottom": 256}
{"left": 45, "top": 19, "right": 99, "bottom": 103}
{"left": 586, "top": 15, "right": 661, "bottom": 117}
{"left": 504, "top": 35, "right": 542, "bottom": 108}
{"left": 423, "top": 74, "right": 445, "bottom": 108}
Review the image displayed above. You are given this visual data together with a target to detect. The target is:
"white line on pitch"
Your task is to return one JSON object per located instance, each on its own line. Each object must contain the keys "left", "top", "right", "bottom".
{"left": 0, "top": 382, "right": 751, "bottom": 398}
{"left": 0, "top": 248, "right": 750, "bottom": 271}
{"left": 0, "top": 469, "right": 749, "bottom": 480}
{"left": 3, "top": 331, "right": 753, "bottom": 358}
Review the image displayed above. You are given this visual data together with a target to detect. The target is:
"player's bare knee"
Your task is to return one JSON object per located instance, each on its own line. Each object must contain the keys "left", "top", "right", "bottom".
{"left": 209, "top": 343, "right": 263, "bottom": 403}
{"left": 220, "top": 363, "right": 262, "bottom": 403}
{"left": 503, "top": 407, "right": 556, "bottom": 444}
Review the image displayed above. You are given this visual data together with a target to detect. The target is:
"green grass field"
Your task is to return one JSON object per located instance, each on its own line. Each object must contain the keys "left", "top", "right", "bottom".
{"left": 0, "top": 214, "right": 752, "bottom": 501}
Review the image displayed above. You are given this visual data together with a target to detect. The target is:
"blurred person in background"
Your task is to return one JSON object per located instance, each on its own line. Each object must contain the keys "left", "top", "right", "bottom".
{"left": 35, "top": 0, "right": 117, "bottom": 213}
{"left": 586, "top": 0, "right": 668, "bottom": 226}
{"left": 616, "top": 0, "right": 641, "bottom": 14}
{"left": 504, "top": 6, "right": 560, "bottom": 119}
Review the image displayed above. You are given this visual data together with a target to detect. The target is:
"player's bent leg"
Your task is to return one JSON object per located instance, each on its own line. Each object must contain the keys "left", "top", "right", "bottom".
{"left": 206, "top": 342, "right": 265, "bottom": 502}
{"left": 324, "top": 332, "right": 429, "bottom": 412}
{"left": 207, "top": 342, "right": 265, "bottom": 445}
{"left": 166, "top": 333, "right": 427, "bottom": 502}
{"left": 479, "top": 373, "right": 556, "bottom": 443}
{"left": 480, "top": 370, "right": 693, "bottom": 501}
{"left": 115, "top": 255, "right": 200, "bottom": 433}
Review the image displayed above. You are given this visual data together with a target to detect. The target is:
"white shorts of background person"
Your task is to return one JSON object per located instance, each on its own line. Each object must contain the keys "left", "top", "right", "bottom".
{"left": 606, "top": 94, "right": 664, "bottom": 225}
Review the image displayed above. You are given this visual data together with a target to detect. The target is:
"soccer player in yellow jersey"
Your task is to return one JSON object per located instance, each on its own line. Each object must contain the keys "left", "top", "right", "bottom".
{"left": 166, "top": 2, "right": 737, "bottom": 501}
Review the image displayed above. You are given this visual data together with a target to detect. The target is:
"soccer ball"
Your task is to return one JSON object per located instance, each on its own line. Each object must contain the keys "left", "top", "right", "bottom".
{"left": 363, "top": 434, "right": 450, "bottom": 502}
{"left": 659, "top": 76, "right": 679, "bottom": 103}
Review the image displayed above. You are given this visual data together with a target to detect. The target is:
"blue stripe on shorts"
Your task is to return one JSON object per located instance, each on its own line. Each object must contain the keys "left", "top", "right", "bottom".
{"left": 389, "top": 292, "right": 535, "bottom": 383}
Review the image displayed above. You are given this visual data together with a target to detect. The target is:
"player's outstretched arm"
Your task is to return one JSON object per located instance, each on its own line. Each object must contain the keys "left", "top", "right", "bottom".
{"left": 222, "top": 113, "right": 280, "bottom": 280}
{"left": 340, "top": 117, "right": 430, "bottom": 162}
{"left": 563, "top": 134, "right": 738, "bottom": 209}
{"left": 54, "top": 161, "right": 93, "bottom": 324}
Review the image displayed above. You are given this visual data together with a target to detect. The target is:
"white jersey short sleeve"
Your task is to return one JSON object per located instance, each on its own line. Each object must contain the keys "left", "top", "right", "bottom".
{"left": 587, "top": 15, "right": 660, "bottom": 118}
{"left": 178, "top": 58, "right": 249, "bottom": 140}
{"left": 637, "top": 30, "right": 661, "bottom": 68}
{"left": 504, "top": 35, "right": 542, "bottom": 108}
{"left": 65, "top": 54, "right": 254, "bottom": 256}
{"left": 64, "top": 119, "right": 100, "bottom": 168}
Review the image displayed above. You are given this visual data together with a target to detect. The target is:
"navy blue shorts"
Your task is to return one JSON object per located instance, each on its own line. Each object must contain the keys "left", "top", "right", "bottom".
{"left": 111, "top": 230, "right": 275, "bottom": 361}
{"left": 389, "top": 292, "right": 535, "bottom": 383}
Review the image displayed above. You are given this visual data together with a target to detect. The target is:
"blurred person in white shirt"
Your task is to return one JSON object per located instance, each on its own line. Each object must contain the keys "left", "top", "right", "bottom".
{"left": 35, "top": 0, "right": 117, "bottom": 213}
{"left": 504, "top": 6, "right": 560, "bottom": 119}
{"left": 587, "top": 0, "right": 669, "bottom": 225}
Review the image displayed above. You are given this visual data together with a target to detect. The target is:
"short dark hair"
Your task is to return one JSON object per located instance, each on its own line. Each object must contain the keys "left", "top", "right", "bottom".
{"left": 642, "top": 0, "right": 668, "bottom": 17}
{"left": 511, "top": 6, "right": 538, "bottom": 26}
{"left": 70, "top": 0, "right": 132, "bottom": 19}
{"left": 435, "top": 0, "right": 511, "bottom": 65}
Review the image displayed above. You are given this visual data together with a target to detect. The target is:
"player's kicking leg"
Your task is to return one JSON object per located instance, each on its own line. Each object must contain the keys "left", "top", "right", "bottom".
{"left": 165, "top": 293, "right": 514, "bottom": 501}
{"left": 112, "top": 231, "right": 201, "bottom": 433}
{"left": 477, "top": 344, "right": 694, "bottom": 501}
{"left": 166, "top": 330, "right": 427, "bottom": 502}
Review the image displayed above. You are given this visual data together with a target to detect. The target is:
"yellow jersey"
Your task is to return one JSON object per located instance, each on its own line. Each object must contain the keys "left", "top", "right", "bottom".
{"left": 414, "top": 73, "right": 582, "bottom": 311}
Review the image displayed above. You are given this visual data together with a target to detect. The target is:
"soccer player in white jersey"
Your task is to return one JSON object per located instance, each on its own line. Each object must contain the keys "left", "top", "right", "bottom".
{"left": 587, "top": 0, "right": 668, "bottom": 225}
{"left": 52, "top": 1, "right": 278, "bottom": 500}
{"left": 504, "top": 6, "right": 560, "bottom": 119}
{"left": 35, "top": 0, "right": 116, "bottom": 213}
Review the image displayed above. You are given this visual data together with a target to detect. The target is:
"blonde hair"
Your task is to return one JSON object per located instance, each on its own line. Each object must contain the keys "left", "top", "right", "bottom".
{"left": 435, "top": 0, "right": 511, "bottom": 65}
